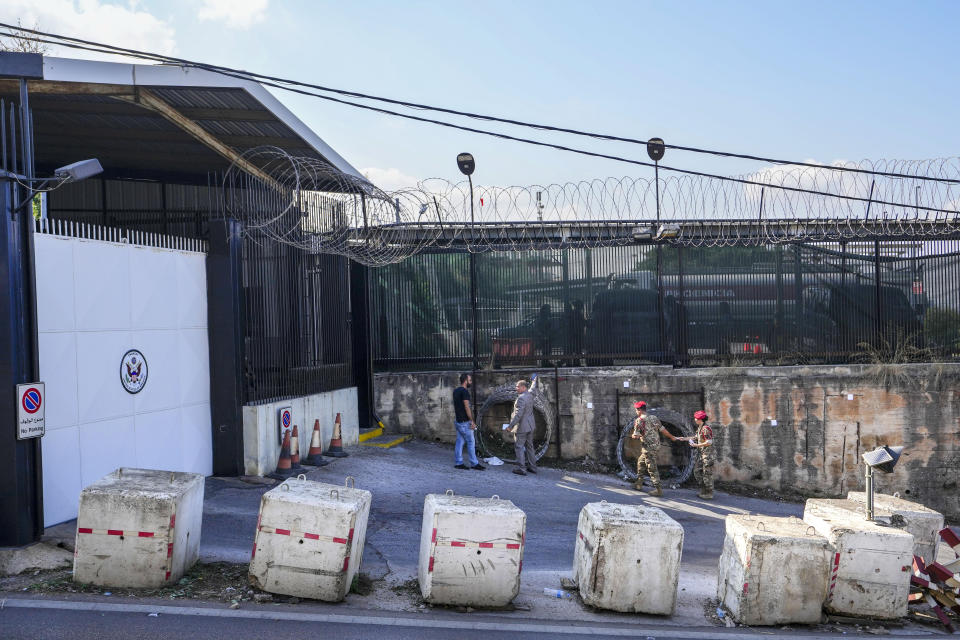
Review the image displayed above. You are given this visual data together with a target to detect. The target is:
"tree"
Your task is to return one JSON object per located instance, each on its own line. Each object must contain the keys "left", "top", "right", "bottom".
{"left": 0, "top": 21, "right": 50, "bottom": 55}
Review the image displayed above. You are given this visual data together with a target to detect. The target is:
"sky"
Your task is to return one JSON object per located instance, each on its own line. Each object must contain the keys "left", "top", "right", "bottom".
{"left": 2, "top": 0, "right": 960, "bottom": 192}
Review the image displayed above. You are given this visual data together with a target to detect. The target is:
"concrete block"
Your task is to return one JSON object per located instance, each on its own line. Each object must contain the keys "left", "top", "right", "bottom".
{"left": 73, "top": 468, "right": 204, "bottom": 588}
{"left": 717, "top": 515, "right": 832, "bottom": 625}
{"left": 249, "top": 476, "right": 371, "bottom": 602}
{"left": 573, "top": 501, "right": 683, "bottom": 614}
{"left": 845, "top": 492, "right": 945, "bottom": 563}
{"left": 803, "top": 498, "right": 915, "bottom": 619}
{"left": 418, "top": 492, "right": 526, "bottom": 607}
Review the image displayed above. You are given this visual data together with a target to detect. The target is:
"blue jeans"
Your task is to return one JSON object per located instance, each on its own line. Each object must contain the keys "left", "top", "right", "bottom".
{"left": 454, "top": 421, "right": 479, "bottom": 466}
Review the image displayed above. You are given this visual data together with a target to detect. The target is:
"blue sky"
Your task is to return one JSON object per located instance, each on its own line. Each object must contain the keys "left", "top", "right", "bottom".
{"left": 5, "top": 1, "right": 960, "bottom": 189}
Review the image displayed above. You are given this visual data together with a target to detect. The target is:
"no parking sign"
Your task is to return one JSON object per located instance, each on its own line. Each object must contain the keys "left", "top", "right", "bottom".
{"left": 17, "top": 382, "right": 45, "bottom": 440}
{"left": 278, "top": 406, "right": 292, "bottom": 445}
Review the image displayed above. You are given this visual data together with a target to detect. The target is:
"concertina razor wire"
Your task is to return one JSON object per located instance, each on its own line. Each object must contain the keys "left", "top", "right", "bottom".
{"left": 217, "top": 147, "right": 960, "bottom": 267}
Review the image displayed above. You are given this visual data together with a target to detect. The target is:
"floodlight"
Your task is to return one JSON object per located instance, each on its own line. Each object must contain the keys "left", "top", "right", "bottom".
{"left": 656, "top": 223, "right": 681, "bottom": 240}
{"left": 632, "top": 226, "right": 654, "bottom": 241}
{"left": 861, "top": 445, "right": 904, "bottom": 521}
{"left": 53, "top": 159, "right": 103, "bottom": 184}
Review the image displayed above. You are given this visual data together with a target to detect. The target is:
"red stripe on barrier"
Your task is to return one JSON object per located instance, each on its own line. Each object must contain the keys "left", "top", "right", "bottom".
{"left": 428, "top": 556, "right": 434, "bottom": 572}
{"left": 138, "top": 531, "right": 154, "bottom": 538}
{"left": 333, "top": 537, "right": 348, "bottom": 544}
{"left": 348, "top": 528, "right": 354, "bottom": 542}
{"left": 167, "top": 543, "right": 173, "bottom": 558}
{"left": 479, "top": 543, "right": 493, "bottom": 549}
{"left": 169, "top": 515, "right": 176, "bottom": 528}
{"left": 275, "top": 528, "right": 291, "bottom": 536}
{"left": 251, "top": 542, "right": 257, "bottom": 559}
{"left": 304, "top": 533, "right": 319, "bottom": 540}
{"left": 743, "top": 582, "right": 749, "bottom": 594}
{"left": 107, "top": 529, "right": 123, "bottom": 536}
{"left": 578, "top": 532, "right": 584, "bottom": 541}
{"left": 342, "top": 556, "right": 350, "bottom": 572}
{"left": 451, "top": 541, "right": 466, "bottom": 547}
{"left": 78, "top": 527, "right": 92, "bottom": 534}
{"left": 506, "top": 543, "right": 520, "bottom": 550}
{"left": 431, "top": 528, "right": 437, "bottom": 543}
{"left": 165, "top": 571, "right": 171, "bottom": 580}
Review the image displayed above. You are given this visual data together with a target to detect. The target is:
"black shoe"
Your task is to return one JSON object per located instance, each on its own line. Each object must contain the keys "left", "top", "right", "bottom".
{"left": 512, "top": 468, "right": 527, "bottom": 476}
{"left": 454, "top": 464, "right": 469, "bottom": 470}
{"left": 526, "top": 468, "right": 537, "bottom": 474}
{"left": 471, "top": 464, "right": 486, "bottom": 471}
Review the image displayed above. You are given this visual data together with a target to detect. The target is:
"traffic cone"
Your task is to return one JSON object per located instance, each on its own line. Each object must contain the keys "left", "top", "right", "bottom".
{"left": 304, "top": 419, "right": 330, "bottom": 467}
{"left": 268, "top": 431, "right": 294, "bottom": 480}
{"left": 289, "top": 425, "right": 303, "bottom": 470}
{"left": 324, "top": 413, "right": 349, "bottom": 458}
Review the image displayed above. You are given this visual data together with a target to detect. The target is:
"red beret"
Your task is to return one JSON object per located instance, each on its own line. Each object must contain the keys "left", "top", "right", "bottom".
{"left": 694, "top": 410, "right": 708, "bottom": 421}
{"left": 634, "top": 401, "right": 646, "bottom": 409}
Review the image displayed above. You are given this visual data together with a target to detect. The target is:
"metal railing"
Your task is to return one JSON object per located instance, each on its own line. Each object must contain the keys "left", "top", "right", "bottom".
{"left": 371, "top": 241, "right": 960, "bottom": 371}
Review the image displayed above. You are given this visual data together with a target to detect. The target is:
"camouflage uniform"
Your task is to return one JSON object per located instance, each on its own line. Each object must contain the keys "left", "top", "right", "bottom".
{"left": 633, "top": 415, "right": 662, "bottom": 490}
{"left": 693, "top": 423, "right": 715, "bottom": 496}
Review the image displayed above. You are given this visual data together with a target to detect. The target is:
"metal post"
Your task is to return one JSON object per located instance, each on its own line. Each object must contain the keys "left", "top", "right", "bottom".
{"left": 864, "top": 465, "right": 874, "bottom": 521}
{"left": 468, "top": 175, "right": 478, "bottom": 371}
{"left": 350, "top": 260, "right": 374, "bottom": 430}
{"left": 874, "top": 238, "right": 883, "bottom": 346}
{"left": 654, "top": 161, "right": 660, "bottom": 223}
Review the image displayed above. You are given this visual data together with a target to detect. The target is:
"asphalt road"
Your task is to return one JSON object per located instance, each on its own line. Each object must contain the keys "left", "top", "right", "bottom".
{"left": 0, "top": 601, "right": 927, "bottom": 640}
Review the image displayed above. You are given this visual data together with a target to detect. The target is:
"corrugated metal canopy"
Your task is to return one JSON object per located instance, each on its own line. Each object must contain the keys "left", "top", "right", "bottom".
{"left": 0, "top": 54, "right": 363, "bottom": 185}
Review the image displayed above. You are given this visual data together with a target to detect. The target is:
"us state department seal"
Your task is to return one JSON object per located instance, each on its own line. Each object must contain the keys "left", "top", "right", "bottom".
{"left": 120, "top": 349, "right": 148, "bottom": 394}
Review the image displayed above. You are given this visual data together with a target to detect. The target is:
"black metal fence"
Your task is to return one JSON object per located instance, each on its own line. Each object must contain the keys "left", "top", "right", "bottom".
{"left": 46, "top": 177, "right": 354, "bottom": 405}
{"left": 371, "top": 241, "right": 960, "bottom": 371}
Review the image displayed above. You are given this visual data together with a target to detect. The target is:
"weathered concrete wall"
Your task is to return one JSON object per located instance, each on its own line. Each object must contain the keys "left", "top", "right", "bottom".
{"left": 374, "top": 364, "right": 960, "bottom": 520}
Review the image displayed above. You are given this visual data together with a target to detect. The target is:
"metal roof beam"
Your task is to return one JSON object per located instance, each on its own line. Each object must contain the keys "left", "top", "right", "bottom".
{"left": 115, "top": 88, "right": 279, "bottom": 188}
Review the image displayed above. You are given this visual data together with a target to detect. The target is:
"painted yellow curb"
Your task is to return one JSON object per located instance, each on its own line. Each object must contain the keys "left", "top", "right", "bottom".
{"left": 360, "top": 434, "right": 413, "bottom": 449}
{"left": 358, "top": 427, "right": 383, "bottom": 443}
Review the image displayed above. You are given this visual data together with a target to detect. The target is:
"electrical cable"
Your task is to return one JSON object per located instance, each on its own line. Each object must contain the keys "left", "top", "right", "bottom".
{"left": 2, "top": 22, "right": 958, "bottom": 186}
{"left": 2, "top": 29, "right": 957, "bottom": 217}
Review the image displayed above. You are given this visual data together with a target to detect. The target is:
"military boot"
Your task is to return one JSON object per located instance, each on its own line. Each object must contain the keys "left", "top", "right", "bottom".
{"left": 634, "top": 482, "right": 645, "bottom": 492}
{"left": 650, "top": 485, "right": 663, "bottom": 497}
{"left": 698, "top": 491, "right": 714, "bottom": 500}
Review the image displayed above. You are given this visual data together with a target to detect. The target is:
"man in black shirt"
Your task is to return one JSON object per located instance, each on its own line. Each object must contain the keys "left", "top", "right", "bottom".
{"left": 453, "top": 373, "right": 485, "bottom": 470}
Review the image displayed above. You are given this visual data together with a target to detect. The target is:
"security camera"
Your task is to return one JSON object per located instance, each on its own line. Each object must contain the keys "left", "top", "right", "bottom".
{"left": 54, "top": 159, "right": 103, "bottom": 184}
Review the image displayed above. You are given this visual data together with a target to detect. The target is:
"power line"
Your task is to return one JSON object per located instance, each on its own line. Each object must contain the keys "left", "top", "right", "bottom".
{"left": 3, "top": 22, "right": 959, "bottom": 186}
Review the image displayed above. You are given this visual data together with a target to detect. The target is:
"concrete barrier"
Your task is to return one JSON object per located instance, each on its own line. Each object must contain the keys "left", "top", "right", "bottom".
{"left": 845, "top": 492, "right": 944, "bottom": 563}
{"left": 803, "top": 498, "right": 914, "bottom": 619}
{"left": 73, "top": 468, "right": 204, "bottom": 588}
{"left": 249, "top": 476, "right": 371, "bottom": 602}
{"left": 418, "top": 491, "right": 525, "bottom": 607}
{"left": 717, "top": 515, "right": 831, "bottom": 625}
{"left": 573, "top": 501, "right": 683, "bottom": 614}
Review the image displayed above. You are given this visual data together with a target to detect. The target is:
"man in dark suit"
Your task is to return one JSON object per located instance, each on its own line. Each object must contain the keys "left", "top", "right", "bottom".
{"left": 507, "top": 379, "right": 537, "bottom": 476}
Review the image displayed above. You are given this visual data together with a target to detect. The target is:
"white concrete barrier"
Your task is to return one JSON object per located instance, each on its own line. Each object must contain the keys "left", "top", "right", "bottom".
{"left": 803, "top": 498, "right": 914, "bottom": 619}
{"left": 73, "top": 468, "right": 204, "bottom": 588}
{"left": 845, "top": 492, "right": 944, "bottom": 563}
{"left": 573, "top": 501, "right": 683, "bottom": 614}
{"left": 717, "top": 515, "right": 831, "bottom": 625}
{"left": 249, "top": 476, "right": 371, "bottom": 602}
{"left": 418, "top": 491, "right": 526, "bottom": 607}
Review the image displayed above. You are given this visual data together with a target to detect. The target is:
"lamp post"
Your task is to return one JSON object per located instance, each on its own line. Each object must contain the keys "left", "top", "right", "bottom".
{"left": 861, "top": 445, "right": 903, "bottom": 522}
{"left": 457, "top": 153, "right": 479, "bottom": 371}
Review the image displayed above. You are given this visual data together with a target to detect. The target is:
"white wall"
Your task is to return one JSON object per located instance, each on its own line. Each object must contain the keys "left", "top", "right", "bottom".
{"left": 242, "top": 388, "right": 359, "bottom": 477}
{"left": 35, "top": 233, "right": 211, "bottom": 526}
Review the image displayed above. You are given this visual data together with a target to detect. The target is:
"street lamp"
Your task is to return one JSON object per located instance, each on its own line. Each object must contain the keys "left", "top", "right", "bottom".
{"left": 861, "top": 445, "right": 904, "bottom": 521}
{"left": 6, "top": 158, "right": 103, "bottom": 214}
{"left": 457, "top": 152, "right": 479, "bottom": 371}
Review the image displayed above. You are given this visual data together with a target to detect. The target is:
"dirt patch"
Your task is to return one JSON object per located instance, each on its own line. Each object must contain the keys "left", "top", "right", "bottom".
{"left": 390, "top": 577, "right": 424, "bottom": 606}
{"left": 714, "top": 480, "right": 807, "bottom": 504}
{"left": 350, "top": 572, "right": 375, "bottom": 596}
{"left": 541, "top": 456, "right": 613, "bottom": 475}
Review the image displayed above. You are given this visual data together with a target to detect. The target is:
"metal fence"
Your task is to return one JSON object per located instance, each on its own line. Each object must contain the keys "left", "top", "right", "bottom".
{"left": 371, "top": 241, "right": 960, "bottom": 371}
{"left": 46, "top": 177, "right": 354, "bottom": 405}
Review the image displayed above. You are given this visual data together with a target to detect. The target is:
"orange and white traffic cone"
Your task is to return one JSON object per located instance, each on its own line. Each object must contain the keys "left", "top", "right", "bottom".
{"left": 268, "top": 431, "right": 294, "bottom": 480}
{"left": 324, "top": 413, "right": 349, "bottom": 458}
{"left": 289, "top": 425, "right": 303, "bottom": 470}
{"left": 304, "top": 419, "right": 330, "bottom": 467}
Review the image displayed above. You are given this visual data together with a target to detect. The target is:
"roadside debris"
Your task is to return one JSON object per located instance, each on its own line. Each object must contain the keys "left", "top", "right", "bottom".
{"left": 909, "top": 526, "right": 960, "bottom": 633}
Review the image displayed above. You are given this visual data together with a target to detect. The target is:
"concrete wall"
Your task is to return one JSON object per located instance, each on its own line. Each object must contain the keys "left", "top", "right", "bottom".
{"left": 375, "top": 364, "right": 960, "bottom": 520}
{"left": 243, "top": 388, "right": 359, "bottom": 476}
{"left": 36, "top": 232, "right": 211, "bottom": 526}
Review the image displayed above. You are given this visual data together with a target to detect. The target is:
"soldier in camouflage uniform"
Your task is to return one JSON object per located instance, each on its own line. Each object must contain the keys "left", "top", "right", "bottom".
{"left": 630, "top": 401, "right": 683, "bottom": 497}
{"left": 689, "top": 410, "right": 715, "bottom": 499}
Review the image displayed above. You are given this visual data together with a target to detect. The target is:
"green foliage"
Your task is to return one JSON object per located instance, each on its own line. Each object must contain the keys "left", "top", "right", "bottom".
{"left": 32, "top": 194, "right": 41, "bottom": 220}
{"left": 924, "top": 306, "right": 960, "bottom": 351}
